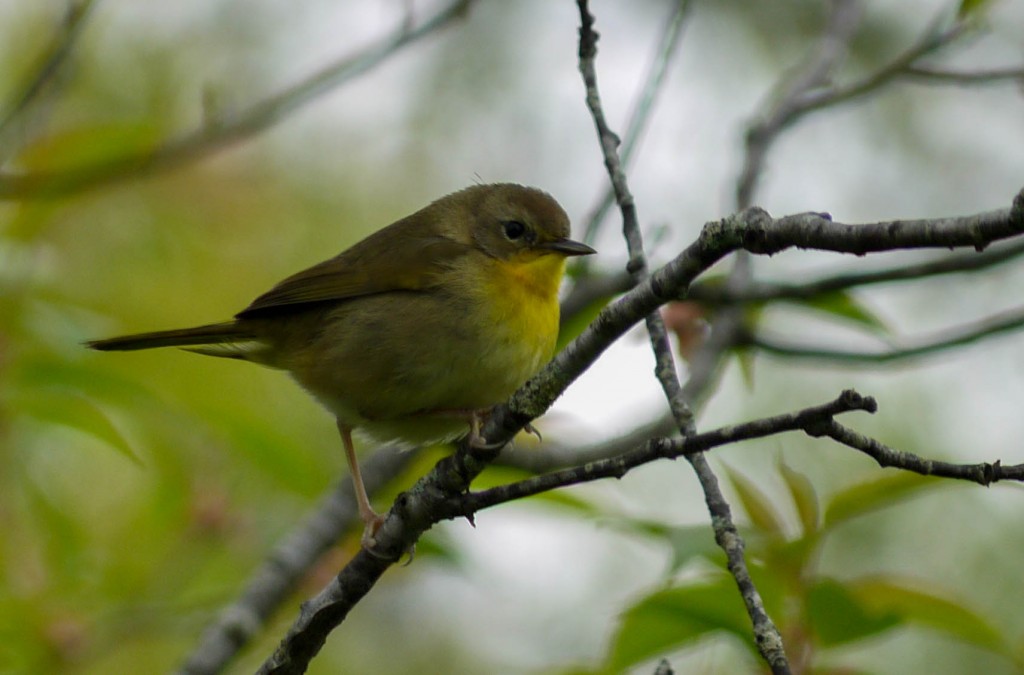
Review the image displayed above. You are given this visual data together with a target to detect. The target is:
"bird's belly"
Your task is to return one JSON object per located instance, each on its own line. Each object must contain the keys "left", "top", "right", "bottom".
{"left": 275, "top": 290, "right": 558, "bottom": 443}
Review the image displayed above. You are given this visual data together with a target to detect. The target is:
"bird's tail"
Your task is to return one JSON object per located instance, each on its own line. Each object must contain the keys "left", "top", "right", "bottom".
{"left": 87, "top": 321, "right": 254, "bottom": 353}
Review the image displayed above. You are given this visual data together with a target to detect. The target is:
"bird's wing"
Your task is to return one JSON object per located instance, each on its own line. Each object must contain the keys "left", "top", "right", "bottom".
{"left": 236, "top": 230, "right": 471, "bottom": 318}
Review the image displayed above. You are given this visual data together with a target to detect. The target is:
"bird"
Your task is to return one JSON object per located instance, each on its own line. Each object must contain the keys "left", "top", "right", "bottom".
{"left": 88, "top": 183, "right": 595, "bottom": 547}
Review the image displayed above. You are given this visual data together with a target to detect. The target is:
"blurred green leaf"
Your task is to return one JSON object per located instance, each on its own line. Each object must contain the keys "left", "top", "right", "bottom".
{"left": 778, "top": 458, "right": 819, "bottom": 535}
{"left": 9, "top": 124, "right": 162, "bottom": 241}
{"left": 213, "top": 413, "right": 329, "bottom": 495}
{"left": 782, "top": 290, "right": 888, "bottom": 334}
{"left": 807, "top": 578, "right": 901, "bottom": 646}
{"left": 17, "top": 357, "right": 157, "bottom": 405}
{"left": 823, "top": 472, "right": 941, "bottom": 530}
{"left": 734, "top": 346, "right": 756, "bottom": 389}
{"left": 14, "top": 387, "right": 141, "bottom": 463}
{"left": 734, "top": 296, "right": 764, "bottom": 389}
{"left": 606, "top": 576, "right": 753, "bottom": 673}
{"left": 851, "top": 576, "right": 1008, "bottom": 654}
{"left": 663, "top": 524, "right": 722, "bottom": 574}
{"left": 957, "top": 0, "right": 993, "bottom": 19}
{"left": 723, "top": 465, "right": 785, "bottom": 536}
{"left": 21, "top": 476, "right": 88, "bottom": 581}
{"left": 416, "top": 528, "right": 464, "bottom": 569}
{"left": 15, "top": 123, "right": 162, "bottom": 171}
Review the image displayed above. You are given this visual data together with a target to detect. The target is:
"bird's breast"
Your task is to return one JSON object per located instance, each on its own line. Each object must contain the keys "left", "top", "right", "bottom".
{"left": 477, "top": 253, "right": 564, "bottom": 377}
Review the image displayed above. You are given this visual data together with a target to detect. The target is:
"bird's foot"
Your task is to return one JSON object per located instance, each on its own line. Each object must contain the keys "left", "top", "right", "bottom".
{"left": 360, "top": 511, "right": 418, "bottom": 564}
{"left": 360, "top": 511, "right": 387, "bottom": 552}
{"left": 467, "top": 410, "right": 509, "bottom": 451}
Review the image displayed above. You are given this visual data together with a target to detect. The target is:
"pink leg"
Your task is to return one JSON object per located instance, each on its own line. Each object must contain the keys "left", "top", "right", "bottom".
{"left": 337, "top": 421, "right": 385, "bottom": 548}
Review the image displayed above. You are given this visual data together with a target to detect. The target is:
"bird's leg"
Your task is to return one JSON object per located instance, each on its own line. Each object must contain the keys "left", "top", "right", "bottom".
{"left": 468, "top": 410, "right": 543, "bottom": 446}
{"left": 465, "top": 409, "right": 514, "bottom": 451}
{"left": 467, "top": 410, "right": 485, "bottom": 446}
{"left": 416, "top": 407, "right": 539, "bottom": 449}
{"left": 337, "top": 421, "right": 385, "bottom": 549}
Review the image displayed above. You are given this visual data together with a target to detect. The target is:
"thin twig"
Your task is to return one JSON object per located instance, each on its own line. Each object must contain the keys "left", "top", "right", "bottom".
{"left": 902, "top": 64, "right": 1024, "bottom": 85}
{"left": 814, "top": 420, "right": 1024, "bottom": 484}
{"left": 580, "top": 0, "right": 692, "bottom": 246}
{"left": 548, "top": 239, "right": 1024, "bottom": 470}
{"left": 793, "top": 19, "right": 969, "bottom": 113}
{"left": 748, "top": 305, "right": 1024, "bottom": 365}
{"left": 497, "top": 412, "right": 677, "bottom": 474}
{"left": 457, "top": 391, "right": 878, "bottom": 513}
{"left": 575, "top": 2, "right": 788, "bottom": 672}
{"left": 575, "top": 0, "right": 692, "bottom": 428}
{"left": 0, "top": 0, "right": 97, "bottom": 151}
{"left": 688, "top": 238, "right": 1024, "bottom": 305}
{"left": 737, "top": 0, "right": 864, "bottom": 209}
{"left": 496, "top": 237, "right": 1024, "bottom": 475}
{"left": 558, "top": 269, "right": 633, "bottom": 329}
{"left": 713, "top": 6, "right": 870, "bottom": 566}
{"left": 0, "top": 0, "right": 473, "bottom": 200}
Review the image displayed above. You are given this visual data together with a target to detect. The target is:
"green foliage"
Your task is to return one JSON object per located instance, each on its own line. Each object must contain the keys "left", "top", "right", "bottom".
{"left": 569, "top": 463, "right": 1022, "bottom": 673}
{"left": 806, "top": 578, "right": 901, "bottom": 646}
{"left": 728, "top": 287, "right": 888, "bottom": 390}
{"left": 602, "top": 578, "right": 755, "bottom": 674}
{"left": 824, "top": 472, "right": 939, "bottom": 529}
{"left": 958, "top": 0, "right": 995, "bottom": 20}
{"left": 848, "top": 577, "right": 1007, "bottom": 653}
{"left": 10, "top": 380, "right": 140, "bottom": 464}
{"left": 780, "top": 290, "right": 889, "bottom": 335}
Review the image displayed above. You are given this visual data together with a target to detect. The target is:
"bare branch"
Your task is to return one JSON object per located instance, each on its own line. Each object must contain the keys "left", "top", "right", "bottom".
{"left": 737, "top": 0, "right": 864, "bottom": 209}
{"left": 257, "top": 548, "right": 394, "bottom": 675}
{"left": 902, "top": 64, "right": 1024, "bottom": 85}
{"left": 814, "top": 420, "right": 1024, "bottom": 484}
{"left": 177, "top": 447, "right": 415, "bottom": 675}
{"left": 580, "top": 0, "right": 692, "bottom": 245}
{"left": 688, "top": 238, "right": 1024, "bottom": 306}
{"left": 748, "top": 305, "right": 1024, "bottom": 365}
{"left": 0, "top": 0, "right": 473, "bottom": 200}
{"left": 498, "top": 413, "right": 676, "bottom": 474}
{"left": 576, "top": 3, "right": 791, "bottom": 670}
{"left": 456, "top": 391, "right": 878, "bottom": 512}
{"left": 0, "top": 0, "right": 97, "bottom": 154}
{"left": 792, "top": 19, "right": 969, "bottom": 113}
{"left": 575, "top": 0, "right": 694, "bottom": 430}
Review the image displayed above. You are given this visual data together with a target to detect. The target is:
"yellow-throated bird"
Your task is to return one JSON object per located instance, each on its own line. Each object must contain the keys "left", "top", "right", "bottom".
{"left": 88, "top": 184, "right": 595, "bottom": 546}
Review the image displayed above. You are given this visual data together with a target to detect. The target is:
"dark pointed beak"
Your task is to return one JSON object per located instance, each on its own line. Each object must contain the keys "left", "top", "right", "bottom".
{"left": 539, "top": 238, "right": 596, "bottom": 257}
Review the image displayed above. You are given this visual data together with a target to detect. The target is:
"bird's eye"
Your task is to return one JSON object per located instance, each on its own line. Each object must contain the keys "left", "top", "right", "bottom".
{"left": 503, "top": 220, "right": 527, "bottom": 240}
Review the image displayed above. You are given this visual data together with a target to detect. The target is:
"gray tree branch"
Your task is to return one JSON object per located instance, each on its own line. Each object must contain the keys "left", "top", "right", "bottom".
{"left": 747, "top": 305, "right": 1024, "bottom": 365}
{"left": 0, "top": 0, "right": 473, "bottom": 200}
{"left": 176, "top": 447, "right": 415, "bottom": 675}
{"left": 575, "top": 0, "right": 788, "bottom": 671}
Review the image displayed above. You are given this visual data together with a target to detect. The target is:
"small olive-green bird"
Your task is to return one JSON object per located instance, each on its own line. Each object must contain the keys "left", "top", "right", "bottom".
{"left": 89, "top": 183, "right": 595, "bottom": 546}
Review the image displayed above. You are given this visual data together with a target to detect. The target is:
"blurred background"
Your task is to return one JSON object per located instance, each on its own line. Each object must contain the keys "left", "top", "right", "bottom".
{"left": 2, "top": 0, "right": 1024, "bottom": 673}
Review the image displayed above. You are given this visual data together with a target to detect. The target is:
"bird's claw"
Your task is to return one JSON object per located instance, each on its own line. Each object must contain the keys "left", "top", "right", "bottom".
{"left": 523, "top": 422, "right": 542, "bottom": 442}
{"left": 468, "top": 434, "right": 509, "bottom": 451}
